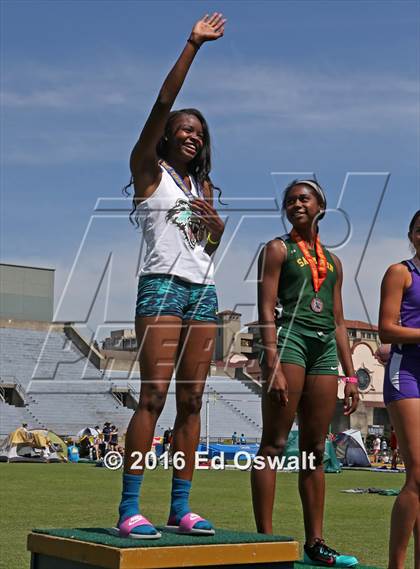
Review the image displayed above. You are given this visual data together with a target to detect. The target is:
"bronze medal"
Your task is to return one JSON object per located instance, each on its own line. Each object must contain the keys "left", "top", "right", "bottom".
{"left": 310, "top": 296, "right": 324, "bottom": 313}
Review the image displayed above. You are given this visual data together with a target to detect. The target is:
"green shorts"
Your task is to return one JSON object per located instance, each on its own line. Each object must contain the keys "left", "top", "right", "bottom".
{"left": 276, "top": 325, "right": 338, "bottom": 375}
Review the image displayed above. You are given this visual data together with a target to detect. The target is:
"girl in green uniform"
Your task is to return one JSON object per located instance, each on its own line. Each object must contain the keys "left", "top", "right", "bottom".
{"left": 252, "top": 180, "right": 360, "bottom": 567}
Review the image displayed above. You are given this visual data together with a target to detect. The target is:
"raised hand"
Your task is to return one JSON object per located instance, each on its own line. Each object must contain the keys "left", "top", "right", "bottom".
{"left": 190, "top": 13, "right": 226, "bottom": 46}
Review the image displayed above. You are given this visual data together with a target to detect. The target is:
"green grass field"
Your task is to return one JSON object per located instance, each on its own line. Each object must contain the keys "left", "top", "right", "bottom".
{"left": 0, "top": 463, "right": 413, "bottom": 569}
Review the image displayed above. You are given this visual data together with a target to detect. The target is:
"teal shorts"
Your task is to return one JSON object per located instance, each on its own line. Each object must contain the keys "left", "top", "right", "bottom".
{"left": 276, "top": 326, "right": 338, "bottom": 375}
{"left": 136, "top": 274, "right": 218, "bottom": 322}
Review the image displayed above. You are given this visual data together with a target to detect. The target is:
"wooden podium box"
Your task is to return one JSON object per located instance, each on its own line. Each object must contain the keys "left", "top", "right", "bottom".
{"left": 28, "top": 527, "right": 300, "bottom": 569}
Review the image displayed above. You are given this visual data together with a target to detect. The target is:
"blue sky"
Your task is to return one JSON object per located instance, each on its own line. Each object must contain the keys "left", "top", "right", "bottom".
{"left": 1, "top": 1, "right": 419, "bottom": 340}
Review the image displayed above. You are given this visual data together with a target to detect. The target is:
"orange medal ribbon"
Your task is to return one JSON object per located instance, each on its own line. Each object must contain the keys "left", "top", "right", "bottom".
{"left": 290, "top": 229, "right": 327, "bottom": 293}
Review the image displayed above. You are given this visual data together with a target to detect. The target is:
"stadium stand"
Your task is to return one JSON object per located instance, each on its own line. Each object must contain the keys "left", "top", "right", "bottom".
{"left": 0, "top": 323, "right": 262, "bottom": 440}
{"left": 0, "top": 400, "right": 44, "bottom": 435}
{"left": 206, "top": 376, "right": 262, "bottom": 431}
{"left": 0, "top": 327, "right": 103, "bottom": 386}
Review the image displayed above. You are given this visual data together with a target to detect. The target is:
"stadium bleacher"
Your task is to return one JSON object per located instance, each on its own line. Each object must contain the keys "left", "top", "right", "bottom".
{"left": 0, "top": 327, "right": 103, "bottom": 386}
{"left": 0, "top": 325, "right": 262, "bottom": 441}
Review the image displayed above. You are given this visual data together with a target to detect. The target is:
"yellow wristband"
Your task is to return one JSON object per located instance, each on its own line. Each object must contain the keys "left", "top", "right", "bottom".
{"left": 207, "top": 233, "right": 220, "bottom": 246}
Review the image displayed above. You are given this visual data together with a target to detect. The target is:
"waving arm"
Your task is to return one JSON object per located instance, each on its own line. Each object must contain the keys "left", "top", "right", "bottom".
{"left": 130, "top": 14, "right": 226, "bottom": 198}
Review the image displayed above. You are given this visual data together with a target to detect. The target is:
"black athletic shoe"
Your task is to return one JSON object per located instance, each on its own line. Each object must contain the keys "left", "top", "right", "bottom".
{"left": 303, "top": 538, "right": 358, "bottom": 567}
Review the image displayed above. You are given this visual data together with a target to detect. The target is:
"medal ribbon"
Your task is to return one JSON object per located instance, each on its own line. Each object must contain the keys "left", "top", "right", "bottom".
{"left": 159, "top": 159, "right": 203, "bottom": 199}
{"left": 290, "top": 229, "right": 327, "bottom": 293}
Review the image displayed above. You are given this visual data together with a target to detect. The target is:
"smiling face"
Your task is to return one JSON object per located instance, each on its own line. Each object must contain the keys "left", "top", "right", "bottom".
{"left": 166, "top": 113, "right": 204, "bottom": 163}
{"left": 408, "top": 213, "right": 420, "bottom": 258}
{"left": 284, "top": 184, "right": 323, "bottom": 229}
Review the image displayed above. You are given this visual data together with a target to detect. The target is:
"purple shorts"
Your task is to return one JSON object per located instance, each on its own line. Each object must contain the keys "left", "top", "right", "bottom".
{"left": 383, "top": 348, "right": 420, "bottom": 405}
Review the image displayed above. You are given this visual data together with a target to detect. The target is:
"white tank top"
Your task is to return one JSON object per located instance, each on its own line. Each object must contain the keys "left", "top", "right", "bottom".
{"left": 135, "top": 166, "right": 215, "bottom": 285}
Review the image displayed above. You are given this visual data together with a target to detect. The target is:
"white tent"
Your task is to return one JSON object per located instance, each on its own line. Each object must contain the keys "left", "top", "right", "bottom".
{"left": 335, "top": 429, "right": 371, "bottom": 467}
{"left": 77, "top": 427, "right": 99, "bottom": 439}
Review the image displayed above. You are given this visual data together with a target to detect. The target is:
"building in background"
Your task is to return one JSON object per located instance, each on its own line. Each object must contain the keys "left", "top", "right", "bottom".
{"left": 102, "top": 329, "right": 137, "bottom": 351}
{"left": 102, "top": 310, "right": 255, "bottom": 360}
{"left": 346, "top": 319, "right": 379, "bottom": 347}
{"left": 215, "top": 310, "right": 253, "bottom": 360}
{"left": 0, "top": 263, "right": 54, "bottom": 323}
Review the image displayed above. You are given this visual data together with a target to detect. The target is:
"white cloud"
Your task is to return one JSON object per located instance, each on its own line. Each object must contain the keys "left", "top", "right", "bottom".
{"left": 2, "top": 58, "right": 417, "bottom": 121}
{"left": 1, "top": 61, "right": 160, "bottom": 110}
{"left": 2, "top": 56, "right": 417, "bottom": 166}
{"left": 190, "top": 65, "right": 418, "bottom": 130}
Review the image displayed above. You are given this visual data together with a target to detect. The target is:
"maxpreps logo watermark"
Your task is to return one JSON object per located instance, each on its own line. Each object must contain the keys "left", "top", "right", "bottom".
{"left": 103, "top": 450, "right": 316, "bottom": 471}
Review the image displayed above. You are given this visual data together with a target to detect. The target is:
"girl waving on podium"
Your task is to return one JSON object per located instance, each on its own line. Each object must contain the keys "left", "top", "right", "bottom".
{"left": 116, "top": 14, "right": 226, "bottom": 539}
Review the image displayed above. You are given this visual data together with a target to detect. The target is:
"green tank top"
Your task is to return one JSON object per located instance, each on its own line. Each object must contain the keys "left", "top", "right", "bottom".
{"left": 276, "top": 234, "right": 337, "bottom": 334}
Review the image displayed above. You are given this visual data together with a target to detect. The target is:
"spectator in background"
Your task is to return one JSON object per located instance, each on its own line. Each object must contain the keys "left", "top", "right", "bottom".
{"left": 103, "top": 422, "right": 111, "bottom": 450}
{"left": 19, "top": 423, "right": 32, "bottom": 442}
{"left": 168, "top": 428, "right": 173, "bottom": 450}
{"left": 41, "top": 438, "right": 52, "bottom": 459}
{"left": 163, "top": 427, "right": 171, "bottom": 453}
{"left": 110, "top": 425, "right": 119, "bottom": 451}
{"left": 390, "top": 426, "right": 399, "bottom": 470}
{"left": 373, "top": 435, "right": 381, "bottom": 463}
{"left": 67, "top": 440, "right": 80, "bottom": 463}
{"left": 92, "top": 425, "right": 102, "bottom": 460}
{"left": 99, "top": 439, "right": 106, "bottom": 460}
{"left": 93, "top": 430, "right": 102, "bottom": 461}
{"left": 231, "top": 431, "right": 238, "bottom": 445}
{"left": 240, "top": 433, "right": 246, "bottom": 445}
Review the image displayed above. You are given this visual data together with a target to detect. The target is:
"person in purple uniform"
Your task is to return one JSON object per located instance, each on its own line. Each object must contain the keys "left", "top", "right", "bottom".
{"left": 379, "top": 210, "right": 420, "bottom": 569}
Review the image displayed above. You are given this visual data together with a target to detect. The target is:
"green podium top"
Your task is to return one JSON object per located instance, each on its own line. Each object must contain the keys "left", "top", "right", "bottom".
{"left": 33, "top": 527, "right": 294, "bottom": 548}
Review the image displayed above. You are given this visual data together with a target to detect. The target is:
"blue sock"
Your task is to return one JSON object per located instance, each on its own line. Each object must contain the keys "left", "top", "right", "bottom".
{"left": 169, "top": 477, "right": 212, "bottom": 530}
{"left": 118, "top": 473, "right": 156, "bottom": 535}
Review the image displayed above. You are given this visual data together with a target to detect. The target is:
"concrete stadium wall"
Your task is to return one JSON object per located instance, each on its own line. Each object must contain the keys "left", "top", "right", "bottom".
{"left": 0, "top": 264, "right": 54, "bottom": 322}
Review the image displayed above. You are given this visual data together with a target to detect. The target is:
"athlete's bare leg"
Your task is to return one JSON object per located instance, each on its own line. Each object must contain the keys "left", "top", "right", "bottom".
{"left": 297, "top": 374, "right": 338, "bottom": 544}
{"left": 123, "top": 315, "right": 182, "bottom": 474}
{"left": 387, "top": 399, "right": 420, "bottom": 569}
{"left": 251, "top": 363, "right": 305, "bottom": 533}
{"left": 172, "top": 320, "right": 216, "bottom": 480}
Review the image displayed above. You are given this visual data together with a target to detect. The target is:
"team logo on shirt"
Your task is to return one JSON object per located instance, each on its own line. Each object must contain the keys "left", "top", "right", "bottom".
{"left": 297, "top": 255, "right": 334, "bottom": 273}
{"left": 166, "top": 198, "right": 205, "bottom": 249}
